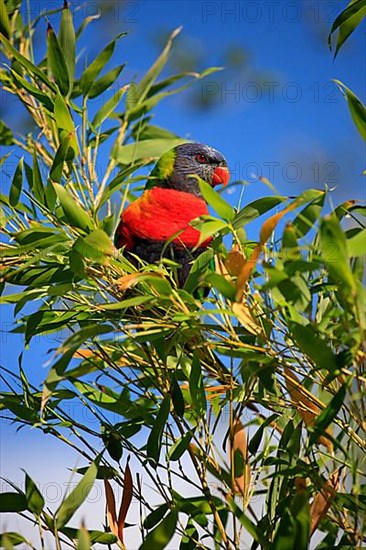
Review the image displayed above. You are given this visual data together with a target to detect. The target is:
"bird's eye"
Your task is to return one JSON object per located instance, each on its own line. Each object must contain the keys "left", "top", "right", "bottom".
{"left": 195, "top": 153, "right": 208, "bottom": 164}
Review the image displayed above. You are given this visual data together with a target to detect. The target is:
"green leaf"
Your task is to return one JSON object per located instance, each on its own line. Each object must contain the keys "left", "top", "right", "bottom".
{"left": 56, "top": 459, "right": 99, "bottom": 528}
{"left": 169, "top": 431, "right": 193, "bottom": 462}
{"left": 0, "top": 0, "right": 11, "bottom": 38}
{"left": 88, "top": 64, "right": 125, "bottom": 99}
{"left": 92, "top": 85, "right": 128, "bottom": 127}
{"left": 144, "top": 503, "right": 169, "bottom": 530}
{"left": 73, "top": 229, "right": 113, "bottom": 262}
{"left": 290, "top": 323, "right": 339, "bottom": 373}
{"left": 53, "top": 92, "right": 78, "bottom": 155}
{"left": 233, "top": 196, "right": 284, "bottom": 228}
{"left": 0, "top": 33, "right": 57, "bottom": 92}
{"left": 334, "top": 80, "right": 366, "bottom": 141}
{"left": 205, "top": 272, "right": 236, "bottom": 301}
{"left": 59, "top": 1, "right": 76, "bottom": 86}
{"left": 24, "top": 472, "right": 44, "bottom": 516}
{"left": 171, "top": 376, "right": 185, "bottom": 417}
{"left": 347, "top": 228, "right": 366, "bottom": 257}
{"left": 47, "top": 23, "right": 70, "bottom": 96}
{"left": 0, "top": 120, "right": 13, "bottom": 145}
{"left": 129, "top": 27, "right": 181, "bottom": 108}
{"left": 0, "top": 493, "right": 27, "bottom": 513}
{"left": 140, "top": 510, "right": 178, "bottom": 550}
{"left": 272, "top": 497, "right": 309, "bottom": 550}
{"left": 10, "top": 68, "right": 54, "bottom": 112}
{"left": 310, "top": 383, "right": 347, "bottom": 445}
{"left": 80, "top": 32, "right": 126, "bottom": 95}
{"left": 9, "top": 157, "right": 23, "bottom": 206}
{"left": 31, "top": 149, "right": 45, "bottom": 205}
{"left": 292, "top": 192, "right": 325, "bottom": 237}
{"left": 113, "top": 138, "right": 186, "bottom": 164}
{"left": 180, "top": 518, "right": 199, "bottom": 550}
{"left": 49, "top": 133, "right": 71, "bottom": 183}
{"left": 328, "top": 0, "right": 366, "bottom": 58}
{"left": 53, "top": 183, "right": 94, "bottom": 231}
{"left": 189, "top": 354, "right": 206, "bottom": 417}
{"left": 0, "top": 532, "right": 28, "bottom": 548}
{"left": 77, "top": 525, "right": 91, "bottom": 550}
{"left": 146, "top": 396, "right": 170, "bottom": 467}
{"left": 248, "top": 414, "right": 279, "bottom": 454}
{"left": 198, "top": 178, "right": 234, "bottom": 222}
{"left": 319, "top": 215, "right": 356, "bottom": 291}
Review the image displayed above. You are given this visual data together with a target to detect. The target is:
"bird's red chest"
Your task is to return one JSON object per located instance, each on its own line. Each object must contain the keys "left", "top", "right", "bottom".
{"left": 119, "top": 187, "right": 211, "bottom": 248}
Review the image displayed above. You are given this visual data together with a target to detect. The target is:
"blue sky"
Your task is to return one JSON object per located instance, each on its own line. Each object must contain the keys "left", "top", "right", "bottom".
{"left": 1, "top": 0, "right": 365, "bottom": 545}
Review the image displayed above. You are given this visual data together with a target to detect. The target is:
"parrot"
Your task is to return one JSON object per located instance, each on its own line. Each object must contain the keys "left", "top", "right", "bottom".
{"left": 114, "top": 142, "right": 230, "bottom": 287}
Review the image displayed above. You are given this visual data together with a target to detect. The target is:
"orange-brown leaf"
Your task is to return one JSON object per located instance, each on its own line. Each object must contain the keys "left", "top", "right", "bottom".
{"left": 73, "top": 349, "right": 95, "bottom": 359}
{"left": 115, "top": 273, "right": 144, "bottom": 290}
{"left": 231, "top": 419, "right": 250, "bottom": 499}
{"left": 104, "top": 479, "right": 118, "bottom": 538}
{"left": 225, "top": 245, "right": 246, "bottom": 277}
{"left": 235, "top": 244, "right": 261, "bottom": 302}
{"left": 295, "top": 477, "right": 308, "bottom": 494}
{"left": 118, "top": 459, "right": 133, "bottom": 543}
{"left": 259, "top": 202, "right": 296, "bottom": 245}
{"left": 310, "top": 470, "right": 340, "bottom": 535}
{"left": 284, "top": 367, "right": 333, "bottom": 452}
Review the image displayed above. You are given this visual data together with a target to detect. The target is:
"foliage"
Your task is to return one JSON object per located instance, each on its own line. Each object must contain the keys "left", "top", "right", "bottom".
{"left": 0, "top": 1, "right": 365, "bottom": 549}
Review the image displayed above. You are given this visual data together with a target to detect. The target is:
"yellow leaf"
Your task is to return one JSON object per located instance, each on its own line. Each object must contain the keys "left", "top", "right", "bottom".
{"left": 232, "top": 302, "right": 262, "bottom": 335}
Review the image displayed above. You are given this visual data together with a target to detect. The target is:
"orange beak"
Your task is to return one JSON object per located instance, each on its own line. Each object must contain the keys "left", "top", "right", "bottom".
{"left": 212, "top": 165, "right": 230, "bottom": 186}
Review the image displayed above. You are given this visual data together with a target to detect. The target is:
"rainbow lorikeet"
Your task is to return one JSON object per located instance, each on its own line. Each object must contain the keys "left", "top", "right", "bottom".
{"left": 114, "top": 142, "right": 230, "bottom": 286}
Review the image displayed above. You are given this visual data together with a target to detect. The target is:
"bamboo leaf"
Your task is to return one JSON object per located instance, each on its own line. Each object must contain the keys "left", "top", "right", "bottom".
{"left": 0, "top": 33, "right": 57, "bottom": 92}
{"left": 171, "top": 376, "right": 185, "bottom": 418}
{"left": 88, "top": 64, "right": 126, "bottom": 99}
{"left": 0, "top": 493, "right": 27, "bottom": 513}
{"left": 59, "top": 1, "right": 75, "bottom": 85}
{"left": 0, "top": 0, "right": 11, "bottom": 38}
{"left": 140, "top": 510, "right": 178, "bottom": 550}
{"left": 189, "top": 354, "right": 206, "bottom": 417}
{"left": 231, "top": 418, "right": 250, "bottom": 499}
{"left": 9, "top": 157, "right": 23, "bottom": 206}
{"left": 328, "top": 0, "right": 366, "bottom": 57}
{"left": 129, "top": 27, "right": 181, "bottom": 108}
{"left": 77, "top": 523, "right": 91, "bottom": 550}
{"left": 319, "top": 214, "right": 356, "bottom": 291}
{"left": 49, "top": 133, "right": 71, "bottom": 183}
{"left": 117, "top": 458, "right": 133, "bottom": 543}
{"left": 104, "top": 479, "right": 118, "bottom": 537}
{"left": 233, "top": 196, "right": 284, "bottom": 228}
{"left": 92, "top": 85, "right": 128, "bottom": 127}
{"left": 53, "top": 92, "right": 79, "bottom": 155}
{"left": 310, "top": 470, "right": 340, "bottom": 535}
{"left": 146, "top": 396, "right": 170, "bottom": 467}
{"left": 47, "top": 23, "right": 70, "bottom": 96}
{"left": 198, "top": 178, "right": 234, "bottom": 221}
{"left": 53, "top": 183, "right": 94, "bottom": 231}
{"left": 333, "top": 80, "right": 366, "bottom": 141}
{"left": 80, "top": 32, "right": 126, "bottom": 95}
{"left": 169, "top": 432, "right": 193, "bottom": 462}
{"left": 113, "top": 138, "right": 185, "bottom": 164}
{"left": 56, "top": 459, "right": 99, "bottom": 528}
{"left": 24, "top": 472, "right": 44, "bottom": 516}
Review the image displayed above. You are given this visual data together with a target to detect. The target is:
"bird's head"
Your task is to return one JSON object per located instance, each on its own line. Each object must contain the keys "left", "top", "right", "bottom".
{"left": 147, "top": 142, "right": 230, "bottom": 196}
